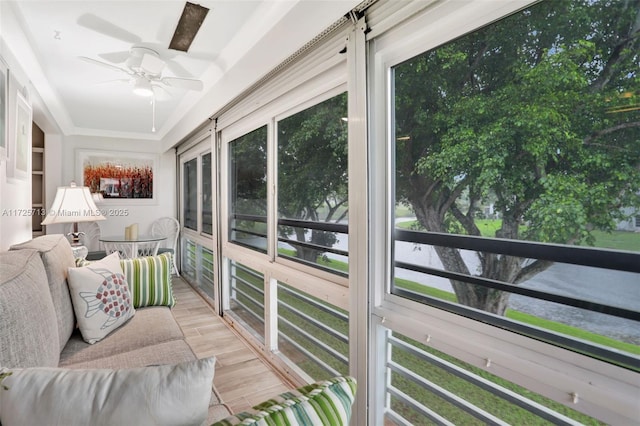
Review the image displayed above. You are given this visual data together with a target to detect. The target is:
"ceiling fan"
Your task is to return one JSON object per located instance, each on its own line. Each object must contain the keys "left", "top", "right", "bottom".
{"left": 77, "top": 2, "right": 210, "bottom": 132}
{"left": 78, "top": 2, "right": 209, "bottom": 99}
{"left": 80, "top": 47, "right": 204, "bottom": 98}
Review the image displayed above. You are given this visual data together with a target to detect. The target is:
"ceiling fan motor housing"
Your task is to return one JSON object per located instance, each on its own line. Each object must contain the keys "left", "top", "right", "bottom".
{"left": 127, "top": 47, "right": 164, "bottom": 75}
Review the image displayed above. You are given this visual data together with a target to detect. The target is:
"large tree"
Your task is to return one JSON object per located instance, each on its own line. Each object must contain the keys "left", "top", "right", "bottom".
{"left": 394, "top": 0, "right": 640, "bottom": 314}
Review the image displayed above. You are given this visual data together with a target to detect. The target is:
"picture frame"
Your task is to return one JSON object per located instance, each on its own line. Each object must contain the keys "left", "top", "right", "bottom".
{"left": 0, "top": 55, "right": 8, "bottom": 160}
{"left": 76, "top": 149, "right": 159, "bottom": 205}
{"left": 7, "top": 92, "right": 31, "bottom": 181}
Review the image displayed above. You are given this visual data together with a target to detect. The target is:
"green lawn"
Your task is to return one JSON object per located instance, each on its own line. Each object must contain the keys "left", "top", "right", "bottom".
{"left": 397, "top": 218, "right": 640, "bottom": 251}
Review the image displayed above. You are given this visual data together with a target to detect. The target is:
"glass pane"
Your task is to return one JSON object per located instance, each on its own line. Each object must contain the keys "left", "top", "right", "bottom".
{"left": 392, "top": 0, "right": 640, "bottom": 360}
{"left": 277, "top": 282, "right": 349, "bottom": 381}
{"left": 228, "top": 260, "right": 264, "bottom": 342}
{"left": 181, "top": 239, "right": 215, "bottom": 301}
{"left": 229, "top": 126, "right": 268, "bottom": 252}
{"left": 202, "top": 152, "right": 213, "bottom": 235}
{"left": 277, "top": 93, "right": 348, "bottom": 274}
{"left": 182, "top": 239, "right": 197, "bottom": 282}
{"left": 183, "top": 158, "right": 198, "bottom": 231}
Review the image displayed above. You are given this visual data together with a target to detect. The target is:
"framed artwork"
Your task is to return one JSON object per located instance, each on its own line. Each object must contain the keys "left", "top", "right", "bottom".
{"left": 0, "top": 56, "right": 8, "bottom": 160}
{"left": 76, "top": 149, "right": 159, "bottom": 204}
{"left": 7, "top": 92, "right": 31, "bottom": 181}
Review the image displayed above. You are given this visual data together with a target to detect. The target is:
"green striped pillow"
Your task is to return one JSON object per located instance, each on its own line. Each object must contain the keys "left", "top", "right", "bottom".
{"left": 119, "top": 253, "right": 175, "bottom": 308}
{"left": 211, "top": 376, "right": 357, "bottom": 426}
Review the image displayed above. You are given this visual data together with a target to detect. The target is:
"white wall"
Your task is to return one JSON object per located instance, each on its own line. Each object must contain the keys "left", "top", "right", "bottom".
{"left": 1, "top": 29, "right": 177, "bottom": 249}
{"left": 48, "top": 135, "right": 177, "bottom": 240}
{"left": 1, "top": 0, "right": 176, "bottom": 249}
{"left": 0, "top": 40, "right": 36, "bottom": 249}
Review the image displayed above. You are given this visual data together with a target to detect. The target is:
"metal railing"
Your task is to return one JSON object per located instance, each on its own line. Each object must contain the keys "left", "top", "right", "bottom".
{"left": 385, "top": 332, "right": 584, "bottom": 425}
{"left": 181, "top": 239, "right": 216, "bottom": 300}
{"left": 227, "top": 259, "right": 349, "bottom": 380}
{"left": 393, "top": 229, "right": 640, "bottom": 371}
{"left": 229, "top": 214, "right": 349, "bottom": 275}
{"left": 278, "top": 283, "right": 349, "bottom": 379}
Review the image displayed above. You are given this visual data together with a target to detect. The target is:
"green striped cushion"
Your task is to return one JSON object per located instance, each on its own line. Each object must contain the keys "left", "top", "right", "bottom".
{"left": 211, "top": 376, "right": 357, "bottom": 426}
{"left": 119, "top": 253, "right": 175, "bottom": 308}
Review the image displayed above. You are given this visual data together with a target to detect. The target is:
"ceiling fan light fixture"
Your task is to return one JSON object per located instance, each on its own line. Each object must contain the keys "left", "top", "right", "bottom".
{"left": 132, "top": 77, "right": 153, "bottom": 97}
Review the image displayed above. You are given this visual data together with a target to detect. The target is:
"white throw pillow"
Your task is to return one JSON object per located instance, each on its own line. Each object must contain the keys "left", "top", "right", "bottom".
{"left": 67, "top": 252, "right": 135, "bottom": 344}
{"left": 0, "top": 357, "right": 216, "bottom": 426}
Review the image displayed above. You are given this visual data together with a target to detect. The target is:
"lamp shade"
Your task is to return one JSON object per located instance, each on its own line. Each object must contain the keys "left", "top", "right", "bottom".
{"left": 41, "top": 182, "right": 106, "bottom": 225}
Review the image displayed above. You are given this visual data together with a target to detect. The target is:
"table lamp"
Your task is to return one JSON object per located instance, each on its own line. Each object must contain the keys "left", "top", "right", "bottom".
{"left": 41, "top": 182, "right": 106, "bottom": 259}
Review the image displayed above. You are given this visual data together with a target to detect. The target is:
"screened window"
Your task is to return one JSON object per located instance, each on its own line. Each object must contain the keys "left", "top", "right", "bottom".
{"left": 183, "top": 158, "right": 198, "bottom": 231}
{"left": 229, "top": 126, "right": 268, "bottom": 252}
{"left": 277, "top": 93, "right": 349, "bottom": 275}
{"left": 391, "top": 0, "right": 640, "bottom": 364}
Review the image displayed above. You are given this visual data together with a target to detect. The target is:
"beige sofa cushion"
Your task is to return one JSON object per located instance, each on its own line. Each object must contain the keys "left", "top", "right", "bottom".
{"left": 59, "top": 306, "right": 186, "bottom": 366}
{"left": 10, "top": 235, "right": 77, "bottom": 352}
{"left": 60, "top": 339, "right": 197, "bottom": 369}
{"left": 0, "top": 249, "right": 60, "bottom": 367}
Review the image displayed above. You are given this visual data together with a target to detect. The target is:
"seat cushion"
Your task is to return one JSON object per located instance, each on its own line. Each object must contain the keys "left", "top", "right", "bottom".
{"left": 60, "top": 306, "right": 186, "bottom": 366}
{"left": 0, "top": 357, "right": 215, "bottom": 426}
{"left": 211, "top": 376, "right": 357, "bottom": 426}
{"left": 60, "top": 339, "right": 197, "bottom": 370}
{"left": 0, "top": 249, "right": 60, "bottom": 368}
{"left": 10, "top": 235, "right": 77, "bottom": 353}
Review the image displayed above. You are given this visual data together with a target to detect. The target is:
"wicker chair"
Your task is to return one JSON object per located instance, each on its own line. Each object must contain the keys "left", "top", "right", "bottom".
{"left": 151, "top": 217, "right": 180, "bottom": 275}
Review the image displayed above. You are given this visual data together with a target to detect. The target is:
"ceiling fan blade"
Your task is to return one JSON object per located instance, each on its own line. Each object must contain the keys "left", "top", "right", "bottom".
{"left": 98, "top": 51, "right": 131, "bottom": 64}
{"left": 164, "top": 59, "right": 194, "bottom": 79}
{"left": 168, "top": 2, "right": 210, "bottom": 52}
{"left": 95, "top": 78, "right": 131, "bottom": 85}
{"left": 79, "top": 56, "right": 130, "bottom": 74}
{"left": 77, "top": 13, "right": 141, "bottom": 44}
{"left": 161, "top": 77, "right": 203, "bottom": 91}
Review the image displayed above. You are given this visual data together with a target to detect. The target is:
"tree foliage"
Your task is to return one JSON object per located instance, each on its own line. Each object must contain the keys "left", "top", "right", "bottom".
{"left": 394, "top": 0, "right": 640, "bottom": 314}
{"left": 278, "top": 93, "right": 348, "bottom": 261}
{"left": 230, "top": 125, "right": 268, "bottom": 245}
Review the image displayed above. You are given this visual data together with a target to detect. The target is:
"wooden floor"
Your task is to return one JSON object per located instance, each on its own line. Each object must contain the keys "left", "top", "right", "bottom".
{"left": 171, "top": 276, "right": 293, "bottom": 413}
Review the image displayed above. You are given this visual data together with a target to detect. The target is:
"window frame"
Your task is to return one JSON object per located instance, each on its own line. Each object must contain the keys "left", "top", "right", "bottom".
{"left": 179, "top": 133, "right": 214, "bottom": 241}
{"left": 367, "top": 0, "right": 639, "bottom": 424}
{"left": 273, "top": 84, "right": 350, "bottom": 287}
{"left": 215, "top": 27, "right": 352, "bottom": 386}
{"left": 178, "top": 130, "right": 219, "bottom": 308}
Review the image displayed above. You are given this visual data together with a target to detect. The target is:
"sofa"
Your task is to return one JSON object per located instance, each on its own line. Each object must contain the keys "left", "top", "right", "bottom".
{"left": 0, "top": 234, "right": 231, "bottom": 425}
{"left": 0, "top": 234, "right": 357, "bottom": 425}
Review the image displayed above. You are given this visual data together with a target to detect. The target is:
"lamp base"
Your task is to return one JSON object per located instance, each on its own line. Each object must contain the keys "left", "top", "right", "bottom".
{"left": 71, "top": 244, "right": 88, "bottom": 260}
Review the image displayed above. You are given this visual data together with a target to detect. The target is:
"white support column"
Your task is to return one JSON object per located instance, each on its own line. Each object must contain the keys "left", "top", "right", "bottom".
{"left": 347, "top": 15, "right": 369, "bottom": 426}
{"left": 210, "top": 123, "right": 222, "bottom": 311}
{"left": 264, "top": 275, "right": 278, "bottom": 352}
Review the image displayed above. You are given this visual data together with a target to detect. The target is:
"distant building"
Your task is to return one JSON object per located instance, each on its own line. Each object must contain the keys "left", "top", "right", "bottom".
{"left": 616, "top": 207, "right": 640, "bottom": 232}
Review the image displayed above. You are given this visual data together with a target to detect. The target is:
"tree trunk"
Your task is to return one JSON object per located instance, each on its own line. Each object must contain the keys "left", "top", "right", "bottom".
{"left": 412, "top": 194, "right": 514, "bottom": 316}
{"left": 293, "top": 228, "right": 319, "bottom": 262}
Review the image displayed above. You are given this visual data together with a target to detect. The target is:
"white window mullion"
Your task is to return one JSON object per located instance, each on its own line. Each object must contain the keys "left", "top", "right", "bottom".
{"left": 267, "top": 119, "right": 277, "bottom": 261}
{"left": 347, "top": 16, "right": 369, "bottom": 426}
{"left": 196, "top": 154, "right": 203, "bottom": 235}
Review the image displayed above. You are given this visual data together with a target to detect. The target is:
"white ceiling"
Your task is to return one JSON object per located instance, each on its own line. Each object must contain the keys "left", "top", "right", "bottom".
{"left": 2, "top": 0, "right": 360, "bottom": 145}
